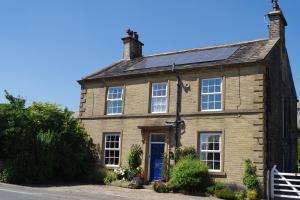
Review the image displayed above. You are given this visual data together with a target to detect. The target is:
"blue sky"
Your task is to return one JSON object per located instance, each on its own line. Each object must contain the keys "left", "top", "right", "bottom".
{"left": 0, "top": 0, "right": 299, "bottom": 111}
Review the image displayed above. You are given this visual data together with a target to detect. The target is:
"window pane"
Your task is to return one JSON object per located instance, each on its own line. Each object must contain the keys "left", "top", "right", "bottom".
{"left": 201, "top": 78, "right": 222, "bottom": 111}
{"left": 201, "top": 143, "right": 207, "bottom": 150}
{"left": 151, "top": 92, "right": 167, "bottom": 113}
{"left": 151, "top": 134, "right": 165, "bottom": 142}
{"left": 202, "top": 102, "right": 208, "bottom": 110}
{"left": 202, "top": 86, "right": 208, "bottom": 93}
{"left": 214, "top": 162, "right": 220, "bottom": 170}
{"left": 207, "top": 153, "right": 213, "bottom": 160}
{"left": 215, "top": 102, "right": 221, "bottom": 110}
{"left": 200, "top": 152, "right": 207, "bottom": 160}
{"left": 202, "top": 80, "right": 209, "bottom": 87}
{"left": 214, "top": 143, "right": 219, "bottom": 150}
{"left": 202, "top": 95, "right": 208, "bottom": 103}
{"left": 214, "top": 153, "right": 220, "bottom": 161}
{"left": 200, "top": 133, "right": 222, "bottom": 171}
{"left": 215, "top": 78, "right": 221, "bottom": 85}
{"left": 107, "top": 87, "right": 123, "bottom": 114}
{"left": 104, "top": 133, "right": 120, "bottom": 166}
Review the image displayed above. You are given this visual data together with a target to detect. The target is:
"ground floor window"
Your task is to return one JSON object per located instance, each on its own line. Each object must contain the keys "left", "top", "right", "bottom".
{"left": 199, "top": 133, "right": 222, "bottom": 172}
{"left": 104, "top": 133, "right": 120, "bottom": 167}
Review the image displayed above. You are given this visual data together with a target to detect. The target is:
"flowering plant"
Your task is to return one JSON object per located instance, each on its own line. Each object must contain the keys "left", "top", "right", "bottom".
{"left": 114, "top": 167, "right": 127, "bottom": 180}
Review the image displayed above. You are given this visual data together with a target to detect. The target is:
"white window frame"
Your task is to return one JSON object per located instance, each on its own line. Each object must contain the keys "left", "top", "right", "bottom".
{"left": 200, "top": 78, "right": 223, "bottom": 112}
{"left": 104, "top": 133, "right": 121, "bottom": 168}
{"left": 151, "top": 82, "right": 168, "bottom": 114}
{"left": 106, "top": 86, "right": 123, "bottom": 115}
{"left": 199, "top": 133, "right": 222, "bottom": 172}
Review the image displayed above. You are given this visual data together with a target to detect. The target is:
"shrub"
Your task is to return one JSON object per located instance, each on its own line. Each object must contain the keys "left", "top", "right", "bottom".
{"left": 87, "top": 167, "right": 108, "bottom": 184}
{"left": 175, "top": 147, "right": 197, "bottom": 162}
{"left": 128, "top": 145, "right": 143, "bottom": 170}
{"left": 243, "top": 159, "right": 260, "bottom": 192}
{"left": 235, "top": 191, "right": 246, "bottom": 200}
{"left": 104, "top": 171, "right": 117, "bottom": 185}
{"left": 206, "top": 181, "right": 225, "bottom": 195}
{"left": 247, "top": 190, "right": 258, "bottom": 200}
{"left": 127, "top": 167, "right": 142, "bottom": 180}
{"left": 153, "top": 181, "right": 168, "bottom": 193}
{"left": 114, "top": 167, "right": 127, "bottom": 180}
{"left": 0, "top": 92, "right": 99, "bottom": 184}
{"left": 167, "top": 157, "right": 210, "bottom": 193}
{"left": 161, "top": 153, "right": 169, "bottom": 181}
{"left": 215, "top": 188, "right": 236, "bottom": 200}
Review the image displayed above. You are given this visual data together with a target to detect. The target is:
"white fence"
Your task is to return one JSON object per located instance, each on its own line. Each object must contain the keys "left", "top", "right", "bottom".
{"left": 270, "top": 165, "right": 300, "bottom": 199}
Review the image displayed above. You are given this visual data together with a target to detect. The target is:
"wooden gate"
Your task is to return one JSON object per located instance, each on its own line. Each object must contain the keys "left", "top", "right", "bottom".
{"left": 270, "top": 165, "right": 300, "bottom": 199}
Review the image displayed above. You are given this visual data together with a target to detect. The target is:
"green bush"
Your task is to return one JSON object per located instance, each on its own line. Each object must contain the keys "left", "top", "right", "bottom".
{"left": 247, "top": 190, "right": 258, "bottom": 200}
{"left": 0, "top": 91, "right": 99, "bottom": 184}
{"left": 235, "top": 191, "right": 246, "bottom": 200}
{"left": 243, "top": 159, "right": 260, "bottom": 192}
{"left": 87, "top": 167, "right": 108, "bottom": 184}
{"left": 128, "top": 144, "right": 143, "bottom": 170}
{"left": 215, "top": 188, "right": 236, "bottom": 200}
{"left": 153, "top": 181, "right": 168, "bottom": 193}
{"left": 167, "top": 157, "right": 210, "bottom": 193}
{"left": 175, "top": 147, "right": 197, "bottom": 162}
{"left": 206, "top": 181, "right": 225, "bottom": 195}
{"left": 104, "top": 171, "right": 117, "bottom": 185}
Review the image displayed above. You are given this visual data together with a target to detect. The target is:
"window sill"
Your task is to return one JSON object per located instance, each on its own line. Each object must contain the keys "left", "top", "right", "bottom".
{"left": 105, "top": 165, "right": 119, "bottom": 170}
{"left": 210, "top": 171, "right": 227, "bottom": 178}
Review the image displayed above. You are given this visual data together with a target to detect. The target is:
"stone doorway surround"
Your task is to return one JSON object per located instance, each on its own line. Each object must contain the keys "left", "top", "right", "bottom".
{"left": 138, "top": 125, "right": 173, "bottom": 181}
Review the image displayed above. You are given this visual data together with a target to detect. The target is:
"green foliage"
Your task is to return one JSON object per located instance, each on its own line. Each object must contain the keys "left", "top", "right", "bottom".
{"left": 167, "top": 157, "right": 211, "bottom": 193}
{"left": 247, "top": 190, "right": 258, "bottom": 200}
{"left": 104, "top": 171, "right": 118, "bottom": 185}
{"left": 206, "top": 181, "right": 225, "bottom": 195}
{"left": 243, "top": 159, "right": 260, "bottom": 192}
{"left": 0, "top": 91, "right": 99, "bottom": 184}
{"left": 235, "top": 191, "right": 246, "bottom": 200}
{"left": 87, "top": 167, "right": 108, "bottom": 184}
{"left": 126, "top": 167, "right": 142, "bottom": 180}
{"left": 161, "top": 153, "right": 169, "bottom": 181}
{"left": 153, "top": 181, "right": 168, "bottom": 193}
{"left": 128, "top": 144, "right": 142, "bottom": 170}
{"left": 215, "top": 188, "right": 236, "bottom": 200}
{"left": 175, "top": 146, "right": 197, "bottom": 162}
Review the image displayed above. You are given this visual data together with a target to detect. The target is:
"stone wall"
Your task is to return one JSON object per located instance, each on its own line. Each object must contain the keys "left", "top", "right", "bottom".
{"left": 79, "top": 64, "right": 267, "bottom": 186}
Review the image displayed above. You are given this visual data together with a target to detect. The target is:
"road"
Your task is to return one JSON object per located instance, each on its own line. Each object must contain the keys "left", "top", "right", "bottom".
{"left": 0, "top": 183, "right": 129, "bottom": 200}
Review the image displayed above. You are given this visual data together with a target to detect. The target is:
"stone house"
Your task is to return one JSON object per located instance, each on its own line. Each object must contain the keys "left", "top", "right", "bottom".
{"left": 77, "top": 2, "right": 297, "bottom": 191}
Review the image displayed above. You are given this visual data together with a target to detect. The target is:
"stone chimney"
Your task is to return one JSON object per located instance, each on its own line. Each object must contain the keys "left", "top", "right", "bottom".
{"left": 268, "top": 0, "right": 287, "bottom": 41}
{"left": 122, "top": 29, "right": 144, "bottom": 60}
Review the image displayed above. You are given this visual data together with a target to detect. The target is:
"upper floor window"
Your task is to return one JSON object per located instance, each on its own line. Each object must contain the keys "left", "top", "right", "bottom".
{"left": 201, "top": 78, "right": 222, "bottom": 111}
{"left": 200, "top": 133, "right": 222, "bottom": 172}
{"left": 151, "top": 83, "right": 168, "bottom": 113}
{"left": 107, "top": 87, "right": 123, "bottom": 115}
{"left": 104, "top": 133, "right": 120, "bottom": 167}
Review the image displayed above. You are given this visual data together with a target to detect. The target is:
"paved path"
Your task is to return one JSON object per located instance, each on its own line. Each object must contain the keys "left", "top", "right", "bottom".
{"left": 0, "top": 183, "right": 218, "bottom": 200}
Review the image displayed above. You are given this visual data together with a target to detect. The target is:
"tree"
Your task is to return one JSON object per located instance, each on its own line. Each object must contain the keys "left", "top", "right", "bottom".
{"left": 0, "top": 91, "right": 99, "bottom": 184}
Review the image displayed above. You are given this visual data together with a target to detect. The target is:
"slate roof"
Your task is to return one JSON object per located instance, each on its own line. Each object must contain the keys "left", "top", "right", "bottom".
{"left": 80, "top": 38, "right": 279, "bottom": 82}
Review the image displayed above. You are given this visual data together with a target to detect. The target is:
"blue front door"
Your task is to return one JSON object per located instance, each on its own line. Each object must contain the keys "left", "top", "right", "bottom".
{"left": 149, "top": 143, "right": 165, "bottom": 181}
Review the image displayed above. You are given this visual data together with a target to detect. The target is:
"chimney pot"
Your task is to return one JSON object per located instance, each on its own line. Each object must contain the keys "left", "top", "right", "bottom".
{"left": 268, "top": 0, "right": 287, "bottom": 41}
{"left": 122, "top": 29, "right": 143, "bottom": 60}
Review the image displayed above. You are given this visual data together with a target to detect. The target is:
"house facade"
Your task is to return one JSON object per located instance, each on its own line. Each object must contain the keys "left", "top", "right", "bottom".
{"left": 78, "top": 2, "right": 297, "bottom": 191}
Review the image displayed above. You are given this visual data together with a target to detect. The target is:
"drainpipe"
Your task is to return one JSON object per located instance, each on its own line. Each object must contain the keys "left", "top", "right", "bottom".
{"left": 166, "top": 63, "right": 184, "bottom": 163}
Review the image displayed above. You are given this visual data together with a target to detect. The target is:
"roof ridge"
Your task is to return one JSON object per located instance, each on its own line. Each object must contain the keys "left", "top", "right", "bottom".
{"left": 143, "top": 38, "right": 269, "bottom": 58}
